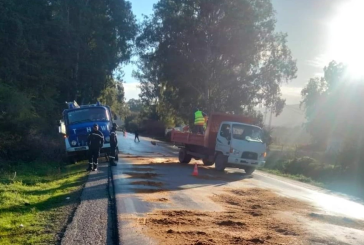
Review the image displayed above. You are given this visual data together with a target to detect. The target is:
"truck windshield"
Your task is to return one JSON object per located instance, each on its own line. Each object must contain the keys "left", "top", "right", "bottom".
{"left": 66, "top": 108, "right": 110, "bottom": 125}
{"left": 232, "top": 124, "right": 263, "bottom": 142}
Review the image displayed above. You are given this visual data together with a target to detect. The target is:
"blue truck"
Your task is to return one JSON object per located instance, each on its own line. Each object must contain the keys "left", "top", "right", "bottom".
{"left": 59, "top": 101, "right": 114, "bottom": 164}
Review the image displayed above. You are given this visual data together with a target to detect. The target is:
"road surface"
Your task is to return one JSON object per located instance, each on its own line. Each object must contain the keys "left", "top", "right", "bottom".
{"left": 62, "top": 163, "right": 115, "bottom": 245}
{"left": 112, "top": 132, "right": 364, "bottom": 244}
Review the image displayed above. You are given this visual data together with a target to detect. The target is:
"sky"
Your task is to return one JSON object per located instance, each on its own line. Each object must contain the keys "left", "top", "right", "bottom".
{"left": 122, "top": 0, "right": 360, "bottom": 104}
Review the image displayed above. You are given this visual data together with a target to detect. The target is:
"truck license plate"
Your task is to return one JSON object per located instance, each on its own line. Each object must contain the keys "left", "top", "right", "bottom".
{"left": 74, "top": 147, "right": 86, "bottom": 151}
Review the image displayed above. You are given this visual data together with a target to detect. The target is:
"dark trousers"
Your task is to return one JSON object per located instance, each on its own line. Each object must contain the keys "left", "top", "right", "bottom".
{"left": 195, "top": 125, "right": 205, "bottom": 134}
{"left": 134, "top": 134, "right": 140, "bottom": 142}
{"left": 109, "top": 146, "right": 118, "bottom": 160}
{"left": 88, "top": 148, "right": 100, "bottom": 164}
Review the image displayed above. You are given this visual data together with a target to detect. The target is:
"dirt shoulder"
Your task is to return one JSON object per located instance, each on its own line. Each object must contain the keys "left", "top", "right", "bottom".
{"left": 61, "top": 163, "right": 115, "bottom": 245}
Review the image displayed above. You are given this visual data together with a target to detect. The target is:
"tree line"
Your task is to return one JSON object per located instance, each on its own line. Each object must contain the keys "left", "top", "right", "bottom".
{"left": 301, "top": 61, "right": 364, "bottom": 187}
{"left": 1, "top": 0, "right": 298, "bottom": 160}
{"left": 135, "top": 0, "right": 297, "bottom": 127}
{"left": 0, "top": 0, "right": 136, "bottom": 160}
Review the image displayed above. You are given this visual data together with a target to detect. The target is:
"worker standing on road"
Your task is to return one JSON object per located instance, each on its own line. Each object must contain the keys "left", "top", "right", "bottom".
{"left": 134, "top": 128, "right": 140, "bottom": 142}
{"left": 109, "top": 123, "right": 118, "bottom": 166}
{"left": 87, "top": 123, "right": 104, "bottom": 171}
{"left": 194, "top": 108, "right": 207, "bottom": 134}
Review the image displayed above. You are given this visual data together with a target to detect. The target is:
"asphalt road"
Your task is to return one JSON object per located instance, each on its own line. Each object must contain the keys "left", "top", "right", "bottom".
{"left": 62, "top": 163, "right": 114, "bottom": 245}
{"left": 113, "top": 132, "right": 364, "bottom": 245}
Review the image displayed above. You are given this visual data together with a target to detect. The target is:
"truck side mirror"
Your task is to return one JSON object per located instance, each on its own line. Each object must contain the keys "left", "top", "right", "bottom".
{"left": 58, "top": 120, "right": 66, "bottom": 134}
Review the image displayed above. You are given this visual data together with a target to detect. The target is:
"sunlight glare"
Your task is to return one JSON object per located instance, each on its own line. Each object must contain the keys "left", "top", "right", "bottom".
{"left": 328, "top": 0, "right": 364, "bottom": 78}
{"left": 311, "top": 192, "right": 364, "bottom": 219}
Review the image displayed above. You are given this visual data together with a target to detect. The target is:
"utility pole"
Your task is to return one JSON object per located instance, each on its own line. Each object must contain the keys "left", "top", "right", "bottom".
{"left": 268, "top": 105, "right": 273, "bottom": 130}
{"left": 263, "top": 106, "right": 268, "bottom": 126}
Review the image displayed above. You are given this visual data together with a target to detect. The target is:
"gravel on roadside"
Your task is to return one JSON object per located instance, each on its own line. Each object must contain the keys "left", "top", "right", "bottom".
{"left": 61, "top": 163, "right": 116, "bottom": 245}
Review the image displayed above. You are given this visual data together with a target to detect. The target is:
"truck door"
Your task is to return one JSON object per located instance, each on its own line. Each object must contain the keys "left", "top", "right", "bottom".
{"left": 216, "top": 123, "right": 231, "bottom": 155}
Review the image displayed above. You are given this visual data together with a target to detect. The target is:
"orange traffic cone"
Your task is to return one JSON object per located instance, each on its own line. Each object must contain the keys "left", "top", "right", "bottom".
{"left": 192, "top": 163, "right": 198, "bottom": 176}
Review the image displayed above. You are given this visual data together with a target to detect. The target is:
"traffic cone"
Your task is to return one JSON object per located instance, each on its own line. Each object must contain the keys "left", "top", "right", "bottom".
{"left": 192, "top": 163, "right": 198, "bottom": 176}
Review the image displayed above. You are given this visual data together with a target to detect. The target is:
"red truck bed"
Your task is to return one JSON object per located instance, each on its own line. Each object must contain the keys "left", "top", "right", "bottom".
{"left": 171, "top": 131, "right": 204, "bottom": 146}
{"left": 171, "top": 113, "right": 254, "bottom": 149}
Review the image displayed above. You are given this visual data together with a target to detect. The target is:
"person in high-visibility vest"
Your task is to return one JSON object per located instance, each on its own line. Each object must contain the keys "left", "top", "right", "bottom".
{"left": 194, "top": 109, "right": 207, "bottom": 134}
{"left": 203, "top": 115, "right": 208, "bottom": 131}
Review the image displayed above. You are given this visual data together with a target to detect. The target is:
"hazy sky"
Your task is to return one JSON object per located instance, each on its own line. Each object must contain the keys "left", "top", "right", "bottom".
{"left": 122, "top": 0, "right": 354, "bottom": 104}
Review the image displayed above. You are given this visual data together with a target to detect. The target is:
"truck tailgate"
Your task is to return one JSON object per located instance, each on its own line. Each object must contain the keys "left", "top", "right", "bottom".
{"left": 171, "top": 131, "right": 204, "bottom": 146}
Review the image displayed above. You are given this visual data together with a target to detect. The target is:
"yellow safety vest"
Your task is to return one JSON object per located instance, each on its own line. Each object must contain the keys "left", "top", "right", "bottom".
{"left": 203, "top": 116, "right": 208, "bottom": 130}
{"left": 194, "top": 110, "right": 205, "bottom": 125}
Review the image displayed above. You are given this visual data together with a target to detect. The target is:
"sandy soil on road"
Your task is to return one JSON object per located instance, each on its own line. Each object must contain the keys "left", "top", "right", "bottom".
{"left": 142, "top": 187, "right": 364, "bottom": 245}
{"left": 120, "top": 156, "right": 364, "bottom": 245}
{"left": 143, "top": 188, "right": 309, "bottom": 245}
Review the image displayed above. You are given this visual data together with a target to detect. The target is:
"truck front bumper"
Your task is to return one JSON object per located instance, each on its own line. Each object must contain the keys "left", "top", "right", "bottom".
{"left": 227, "top": 155, "right": 265, "bottom": 169}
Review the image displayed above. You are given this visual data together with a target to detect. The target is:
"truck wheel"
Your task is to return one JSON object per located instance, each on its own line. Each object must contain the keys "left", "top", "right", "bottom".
{"left": 178, "top": 148, "right": 191, "bottom": 164}
{"left": 214, "top": 154, "right": 226, "bottom": 171}
{"left": 244, "top": 167, "right": 255, "bottom": 175}
{"left": 202, "top": 159, "right": 214, "bottom": 166}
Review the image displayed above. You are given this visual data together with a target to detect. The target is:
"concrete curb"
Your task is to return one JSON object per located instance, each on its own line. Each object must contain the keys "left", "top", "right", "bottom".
{"left": 108, "top": 164, "right": 119, "bottom": 245}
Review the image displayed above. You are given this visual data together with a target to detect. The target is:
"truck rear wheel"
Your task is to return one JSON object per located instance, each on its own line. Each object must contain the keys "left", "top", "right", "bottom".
{"left": 202, "top": 159, "right": 214, "bottom": 166}
{"left": 179, "top": 148, "right": 191, "bottom": 164}
{"left": 214, "top": 154, "right": 226, "bottom": 171}
{"left": 244, "top": 167, "right": 255, "bottom": 175}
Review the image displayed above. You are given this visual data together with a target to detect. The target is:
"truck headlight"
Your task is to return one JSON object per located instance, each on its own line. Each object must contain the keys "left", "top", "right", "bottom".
{"left": 71, "top": 140, "right": 77, "bottom": 146}
{"left": 230, "top": 147, "right": 240, "bottom": 155}
{"left": 261, "top": 152, "right": 267, "bottom": 158}
{"left": 105, "top": 136, "right": 110, "bottom": 142}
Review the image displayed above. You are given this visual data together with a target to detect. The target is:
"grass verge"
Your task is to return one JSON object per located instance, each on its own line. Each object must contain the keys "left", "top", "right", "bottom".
{"left": 0, "top": 161, "right": 88, "bottom": 245}
{"left": 260, "top": 168, "right": 325, "bottom": 188}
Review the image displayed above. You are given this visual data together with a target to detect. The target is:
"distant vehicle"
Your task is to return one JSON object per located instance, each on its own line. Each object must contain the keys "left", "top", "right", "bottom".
{"left": 58, "top": 101, "right": 114, "bottom": 164}
{"left": 171, "top": 113, "right": 266, "bottom": 175}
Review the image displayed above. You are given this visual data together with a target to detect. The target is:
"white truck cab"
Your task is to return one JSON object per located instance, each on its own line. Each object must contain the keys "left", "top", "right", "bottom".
{"left": 215, "top": 121, "right": 266, "bottom": 174}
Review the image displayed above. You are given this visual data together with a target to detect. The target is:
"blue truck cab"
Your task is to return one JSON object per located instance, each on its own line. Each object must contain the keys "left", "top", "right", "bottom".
{"left": 59, "top": 101, "right": 113, "bottom": 164}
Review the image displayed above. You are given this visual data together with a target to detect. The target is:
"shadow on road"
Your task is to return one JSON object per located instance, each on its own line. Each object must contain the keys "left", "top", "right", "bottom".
{"left": 113, "top": 157, "right": 253, "bottom": 195}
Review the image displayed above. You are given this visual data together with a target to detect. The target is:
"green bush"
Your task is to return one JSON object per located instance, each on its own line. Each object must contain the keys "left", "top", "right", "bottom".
{"left": 283, "top": 157, "right": 319, "bottom": 176}
{"left": 264, "top": 153, "right": 363, "bottom": 198}
{"left": 265, "top": 154, "right": 341, "bottom": 182}
{"left": 0, "top": 131, "right": 63, "bottom": 162}
{"left": 265, "top": 150, "right": 295, "bottom": 170}
{"left": 281, "top": 157, "right": 339, "bottom": 181}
